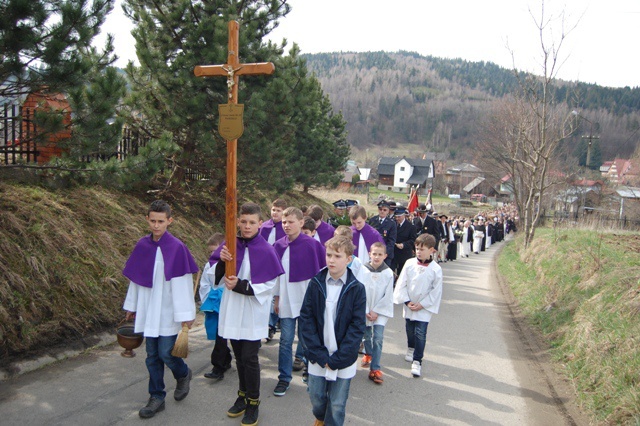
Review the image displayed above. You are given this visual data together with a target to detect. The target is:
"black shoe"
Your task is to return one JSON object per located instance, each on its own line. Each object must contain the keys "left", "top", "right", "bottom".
{"left": 204, "top": 366, "right": 225, "bottom": 381}
{"left": 273, "top": 380, "right": 290, "bottom": 396}
{"left": 174, "top": 368, "right": 192, "bottom": 401}
{"left": 227, "top": 391, "right": 247, "bottom": 418}
{"left": 293, "top": 357, "right": 304, "bottom": 372}
{"left": 241, "top": 398, "right": 260, "bottom": 426}
{"left": 266, "top": 327, "right": 276, "bottom": 342}
{"left": 139, "top": 397, "right": 165, "bottom": 419}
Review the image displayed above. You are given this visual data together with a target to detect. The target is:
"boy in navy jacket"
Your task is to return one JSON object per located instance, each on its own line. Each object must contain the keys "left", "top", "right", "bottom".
{"left": 300, "top": 236, "right": 366, "bottom": 426}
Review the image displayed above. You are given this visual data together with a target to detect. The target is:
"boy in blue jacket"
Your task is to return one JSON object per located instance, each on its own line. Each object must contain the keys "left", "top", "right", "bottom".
{"left": 300, "top": 236, "right": 366, "bottom": 426}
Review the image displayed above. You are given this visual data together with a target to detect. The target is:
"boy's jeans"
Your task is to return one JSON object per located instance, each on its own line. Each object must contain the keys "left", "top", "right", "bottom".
{"left": 405, "top": 319, "right": 429, "bottom": 363}
{"left": 145, "top": 335, "right": 189, "bottom": 400}
{"left": 278, "top": 317, "right": 305, "bottom": 383}
{"left": 363, "top": 324, "right": 385, "bottom": 370}
{"left": 307, "top": 374, "right": 351, "bottom": 426}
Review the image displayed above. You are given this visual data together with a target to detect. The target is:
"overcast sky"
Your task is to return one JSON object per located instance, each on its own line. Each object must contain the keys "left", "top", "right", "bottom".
{"left": 97, "top": 0, "right": 640, "bottom": 88}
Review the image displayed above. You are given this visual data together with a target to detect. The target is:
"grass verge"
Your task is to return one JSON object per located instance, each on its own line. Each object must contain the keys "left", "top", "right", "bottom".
{"left": 498, "top": 227, "right": 640, "bottom": 424}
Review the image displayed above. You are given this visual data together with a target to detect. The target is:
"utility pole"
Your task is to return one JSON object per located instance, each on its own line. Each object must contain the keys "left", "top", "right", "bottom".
{"left": 582, "top": 131, "right": 600, "bottom": 169}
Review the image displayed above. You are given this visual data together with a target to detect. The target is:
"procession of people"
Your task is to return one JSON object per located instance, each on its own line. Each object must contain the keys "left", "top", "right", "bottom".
{"left": 121, "top": 196, "right": 516, "bottom": 425}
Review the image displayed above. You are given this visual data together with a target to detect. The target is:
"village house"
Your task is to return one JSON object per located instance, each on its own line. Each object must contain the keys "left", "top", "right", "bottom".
{"left": 554, "top": 179, "right": 604, "bottom": 216}
{"left": 600, "top": 158, "right": 639, "bottom": 185}
{"left": 376, "top": 156, "right": 435, "bottom": 194}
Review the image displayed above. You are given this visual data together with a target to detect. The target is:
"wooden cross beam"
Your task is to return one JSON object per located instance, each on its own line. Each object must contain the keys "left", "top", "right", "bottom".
{"left": 194, "top": 20, "right": 275, "bottom": 277}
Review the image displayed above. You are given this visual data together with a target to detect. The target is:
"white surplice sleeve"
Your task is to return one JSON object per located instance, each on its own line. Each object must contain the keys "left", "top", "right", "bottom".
{"left": 393, "top": 260, "right": 412, "bottom": 304}
{"left": 199, "top": 262, "right": 213, "bottom": 302}
{"left": 419, "top": 267, "right": 443, "bottom": 315}
{"left": 123, "top": 282, "right": 139, "bottom": 312}
{"left": 171, "top": 273, "right": 196, "bottom": 323}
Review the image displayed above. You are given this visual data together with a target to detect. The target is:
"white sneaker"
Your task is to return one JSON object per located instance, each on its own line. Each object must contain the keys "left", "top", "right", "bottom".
{"left": 411, "top": 361, "right": 421, "bottom": 377}
{"left": 404, "top": 348, "right": 414, "bottom": 362}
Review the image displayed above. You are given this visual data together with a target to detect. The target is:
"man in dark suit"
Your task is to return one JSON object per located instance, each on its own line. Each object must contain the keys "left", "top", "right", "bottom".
{"left": 412, "top": 204, "right": 441, "bottom": 250}
{"left": 391, "top": 206, "right": 417, "bottom": 276}
{"left": 368, "top": 200, "right": 397, "bottom": 266}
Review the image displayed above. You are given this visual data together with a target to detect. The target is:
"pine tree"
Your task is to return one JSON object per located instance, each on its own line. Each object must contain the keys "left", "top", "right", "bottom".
{"left": 121, "top": 0, "right": 292, "bottom": 189}
{"left": 0, "top": 0, "right": 116, "bottom": 98}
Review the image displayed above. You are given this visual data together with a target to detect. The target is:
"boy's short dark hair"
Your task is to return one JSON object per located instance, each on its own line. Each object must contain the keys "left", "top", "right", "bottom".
{"left": 325, "top": 236, "right": 354, "bottom": 257}
{"left": 415, "top": 233, "right": 436, "bottom": 249}
{"left": 148, "top": 200, "right": 171, "bottom": 217}
{"left": 349, "top": 205, "right": 367, "bottom": 220}
{"left": 307, "top": 205, "right": 324, "bottom": 222}
{"left": 370, "top": 241, "right": 386, "bottom": 253}
{"left": 303, "top": 216, "right": 316, "bottom": 232}
{"left": 283, "top": 207, "right": 303, "bottom": 220}
{"left": 207, "top": 232, "right": 224, "bottom": 247}
{"left": 240, "top": 202, "right": 262, "bottom": 217}
{"left": 272, "top": 198, "right": 288, "bottom": 209}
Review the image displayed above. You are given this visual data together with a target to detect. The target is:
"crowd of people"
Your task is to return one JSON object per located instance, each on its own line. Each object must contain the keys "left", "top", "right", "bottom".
{"left": 121, "top": 197, "right": 517, "bottom": 426}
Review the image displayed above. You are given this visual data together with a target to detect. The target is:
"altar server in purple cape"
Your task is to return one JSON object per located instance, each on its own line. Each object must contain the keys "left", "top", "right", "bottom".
{"left": 207, "top": 202, "right": 284, "bottom": 426}
{"left": 307, "top": 204, "right": 336, "bottom": 244}
{"left": 349, "top": 205, "right": 384, "bottom": 265}
{"left": 122, "top": 200, "right": 198, "bottom": 419}
{"left": 272, "top": 207, "right": 326, "bottom": 397}
{"left": 259, "top": 198, "right": 287, "bottom": 244}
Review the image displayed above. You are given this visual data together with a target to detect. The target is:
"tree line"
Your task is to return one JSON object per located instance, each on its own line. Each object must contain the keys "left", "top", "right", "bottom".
{"left": 303, "top": 51, "right": 640, "bottom": 165}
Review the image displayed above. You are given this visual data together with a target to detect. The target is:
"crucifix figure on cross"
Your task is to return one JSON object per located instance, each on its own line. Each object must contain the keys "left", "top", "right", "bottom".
{"left": 194, "top": 20, "right": 275, "bottom": 277}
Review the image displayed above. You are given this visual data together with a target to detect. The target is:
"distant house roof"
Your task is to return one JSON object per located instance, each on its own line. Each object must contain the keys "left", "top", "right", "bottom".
{"left": 463, "top": 176, "right": 485, "bottom": 192}
{"left": 605, "top": 158, "right": 634, "bottom": 183}
{"left": 377, "top": 156, "right": 434, "bottom": 176}
{"left": 407, "top": 169, "right": 430, "bottom": 184}
{"left": 616, "top": 186, "right": 640, "bottom": 199}
{"left": 501, "top": 174, "right": 512, "bottom": 183}
{"left": 447, "top": 163, "right": 483, "bottom": 174}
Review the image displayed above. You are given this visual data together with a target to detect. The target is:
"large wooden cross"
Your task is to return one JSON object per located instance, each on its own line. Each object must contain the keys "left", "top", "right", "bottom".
{"left": 194, "top": 20, "right": 275, "bottom": 277}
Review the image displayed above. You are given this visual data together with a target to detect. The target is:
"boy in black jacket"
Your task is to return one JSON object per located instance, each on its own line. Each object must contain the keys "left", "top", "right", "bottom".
{"left": 300, "top": 236, "right": 366, "bottom": 426}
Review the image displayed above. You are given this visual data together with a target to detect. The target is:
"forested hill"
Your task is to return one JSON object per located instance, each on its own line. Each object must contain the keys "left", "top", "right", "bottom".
{"left": 302, "top": 51, "right": 640, "bottom": 162}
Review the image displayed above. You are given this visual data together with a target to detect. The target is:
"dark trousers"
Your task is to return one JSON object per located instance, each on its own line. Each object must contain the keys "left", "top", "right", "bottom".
{"left": 211, "top": 334, "right": 232, "bottom": 369}
{"left": 230, "top": 339, "right": 261, "bottom": 399}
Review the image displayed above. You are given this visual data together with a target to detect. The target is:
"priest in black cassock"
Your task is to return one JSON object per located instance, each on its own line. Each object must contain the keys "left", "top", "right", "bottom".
{"left": 391, "top": 206, "right": 417, "bottom": 276}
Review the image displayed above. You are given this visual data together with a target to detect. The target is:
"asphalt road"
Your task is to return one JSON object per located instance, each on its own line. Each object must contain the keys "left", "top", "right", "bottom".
{"left": 0, "top": 239, "right": 588, "bottom": 425}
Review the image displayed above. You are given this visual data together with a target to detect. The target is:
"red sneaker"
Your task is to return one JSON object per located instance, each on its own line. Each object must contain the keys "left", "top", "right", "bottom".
{"left": 361, "top": 354, "right": 372, "bottom": 368}
{"left": 369, "top": 369, "right": 383, "bottom": 384}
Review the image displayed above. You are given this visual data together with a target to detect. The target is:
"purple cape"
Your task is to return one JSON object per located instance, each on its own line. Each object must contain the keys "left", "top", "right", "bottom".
{"left": 122, "top": 232, "right": 199, "bottom": 288}
{"left": 259, "top": 219, "right": 285, "bottom": 242}
{"left": 315, "top": 221, "right": 335, "bottom": 244}
{"left": 351, "top": 224, "right": 384, "bottom": 258}
{"left": 209, "top": 233, "right": 284, "bottom": 284}
{"left": 273, "top": 233, "right": 326, "bottom": 282}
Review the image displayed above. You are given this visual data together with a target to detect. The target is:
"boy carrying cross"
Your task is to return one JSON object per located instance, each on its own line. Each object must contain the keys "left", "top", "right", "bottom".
{"left": 208, "top": 202, "right": 284, "bottom": 426}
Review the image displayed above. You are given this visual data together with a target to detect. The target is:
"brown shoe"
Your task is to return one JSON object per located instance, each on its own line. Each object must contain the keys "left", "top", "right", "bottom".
{"left": 313, "top": 419, "right": 325, "bottom": 426}
{"left": 361, "top": 354, "right": 372, "bottom": 368}
{"left": 369, "top": 369, "right": 383, "bottom": 384}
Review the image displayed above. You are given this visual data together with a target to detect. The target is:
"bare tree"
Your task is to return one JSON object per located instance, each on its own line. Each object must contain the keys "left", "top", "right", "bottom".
{"left": 480, "top": 1, "right": 579, "bottom": 248}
